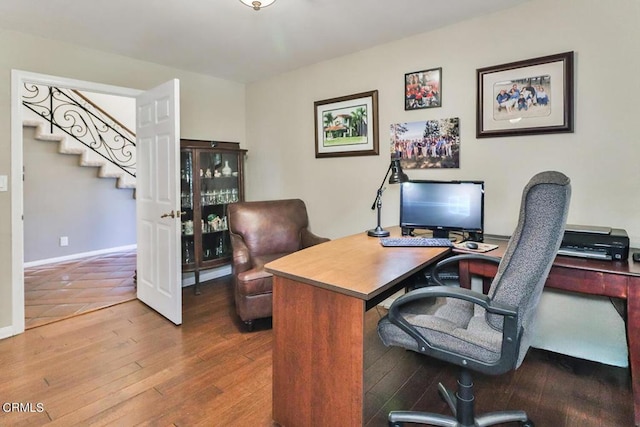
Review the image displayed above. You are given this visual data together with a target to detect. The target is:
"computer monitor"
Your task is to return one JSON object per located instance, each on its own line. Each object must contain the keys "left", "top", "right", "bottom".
{"left": 400, "top": 180, "right": 484, "bottom": 241}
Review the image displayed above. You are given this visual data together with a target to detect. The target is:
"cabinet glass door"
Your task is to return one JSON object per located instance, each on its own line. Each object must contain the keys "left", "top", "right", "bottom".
{"left": 198, "top": 151, "right": 240, "bottom": 263}
{"left": 180, "top": 150, "right": 195, "bottom": 266}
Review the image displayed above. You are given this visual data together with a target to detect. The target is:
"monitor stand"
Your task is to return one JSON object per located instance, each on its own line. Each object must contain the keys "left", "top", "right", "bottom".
{"left": 432, "top": 229, "right": 450, "bottom": 240}
{"left": 401, "top": 227, "right": 414, "bottom": 236}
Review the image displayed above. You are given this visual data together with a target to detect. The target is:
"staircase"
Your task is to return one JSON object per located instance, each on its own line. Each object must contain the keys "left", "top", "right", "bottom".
{"left": 22, "top": 84, "right": 136, "bottom": 191}
{"left": 23, "top": 119, "right": 136, "bottom": 190}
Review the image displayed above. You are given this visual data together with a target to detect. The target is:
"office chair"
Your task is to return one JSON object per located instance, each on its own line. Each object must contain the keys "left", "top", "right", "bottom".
{"left": 378, "top": 171, "right": 571, "bottom": 427}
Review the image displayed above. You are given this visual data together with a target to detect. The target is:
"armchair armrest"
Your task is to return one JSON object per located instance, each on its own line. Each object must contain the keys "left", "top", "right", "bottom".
{"left": 229, "top": 233, "right": 251, "bottom": 274}
{"left": 387, "top": 285, "right": 520, "bottom": 375}
{"left": 301, "top": 229, "right": 330, "bottom": 249}
{"left": 429, "top": 254, "right": 501, "bottom": 287}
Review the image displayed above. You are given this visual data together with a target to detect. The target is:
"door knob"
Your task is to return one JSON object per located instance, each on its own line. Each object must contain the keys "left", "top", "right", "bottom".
{"left": 160, "top": 210, "right": 187, "bottom": 219}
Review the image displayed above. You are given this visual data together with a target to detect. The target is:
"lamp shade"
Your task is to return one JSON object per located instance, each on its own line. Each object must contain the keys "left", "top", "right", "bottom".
{"left": 239, "top": 0, "right": 276, "bottom": 10}
{"left": 389, "top": 159, "right": 409, "bottom": 184}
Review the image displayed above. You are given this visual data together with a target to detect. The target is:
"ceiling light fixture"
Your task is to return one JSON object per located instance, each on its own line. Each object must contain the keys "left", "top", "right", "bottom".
{"left": 239, "top": 0, "right": 276, "bottom": 11}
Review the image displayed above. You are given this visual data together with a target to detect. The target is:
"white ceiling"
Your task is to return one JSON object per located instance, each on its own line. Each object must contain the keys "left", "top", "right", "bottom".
{"left": 0, "top": 0, "right": 528, "bottom": 83}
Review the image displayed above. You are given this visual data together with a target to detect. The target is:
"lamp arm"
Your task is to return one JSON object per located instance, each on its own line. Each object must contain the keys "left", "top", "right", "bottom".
{"left": 370, "top": 163, "right": 393, "bottom": 210}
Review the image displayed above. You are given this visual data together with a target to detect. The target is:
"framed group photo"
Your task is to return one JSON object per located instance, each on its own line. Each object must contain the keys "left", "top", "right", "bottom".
{"left": 404, "top": 67, "right": 441, "bottom": 110}
{"left": 390, "top": 117, "right": 460, "bottom": 169}
{"left": 314, "top": 90, "right": 379, "bottom": 158}
{"left": 476, "top": 51, "right": 574, "bottom": 138}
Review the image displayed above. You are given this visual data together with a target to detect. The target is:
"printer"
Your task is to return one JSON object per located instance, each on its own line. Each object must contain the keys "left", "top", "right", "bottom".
{"left": 558, "top": 224, "right": 630, "bottom": 261}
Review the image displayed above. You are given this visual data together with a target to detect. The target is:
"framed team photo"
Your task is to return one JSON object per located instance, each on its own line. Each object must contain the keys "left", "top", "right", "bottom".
{"left": 404, "top": 67, "right": 441, "bottom": 111}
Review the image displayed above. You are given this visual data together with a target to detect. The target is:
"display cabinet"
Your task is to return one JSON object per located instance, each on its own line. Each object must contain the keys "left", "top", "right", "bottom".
{"left": 180, "top": 139, "right": 247, "bottom": 294}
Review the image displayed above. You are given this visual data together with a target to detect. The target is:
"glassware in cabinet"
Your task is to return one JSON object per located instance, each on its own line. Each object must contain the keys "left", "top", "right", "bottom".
{"left": 180, "top": 139, "right": 246, "bottom": 294}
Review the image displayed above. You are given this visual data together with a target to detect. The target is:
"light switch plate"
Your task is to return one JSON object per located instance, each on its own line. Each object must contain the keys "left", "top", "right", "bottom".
{"left": 0, "top": 175, "right": 7, "bottom": 192}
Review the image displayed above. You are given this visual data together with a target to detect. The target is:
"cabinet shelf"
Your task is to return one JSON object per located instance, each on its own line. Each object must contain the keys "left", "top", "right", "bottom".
{"left": 202, "top": 230, "right": 227, "bottom": 235}
{"left": 180, "top": 139, "right": 247, "bottom": 294}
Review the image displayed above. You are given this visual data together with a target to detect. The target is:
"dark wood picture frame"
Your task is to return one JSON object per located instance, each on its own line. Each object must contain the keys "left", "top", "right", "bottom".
{"left": 404, "top": 67, "right": 442, "bottom": 110}
{"left": 314, "top": 90, "right": 379, "bottom": 158}
{"left": 476, "top": 51, "right": 574, "bottom": 138}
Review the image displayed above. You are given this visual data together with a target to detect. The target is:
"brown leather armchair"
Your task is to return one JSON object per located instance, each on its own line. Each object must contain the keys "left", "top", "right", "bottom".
{"left": 227, "top": 199, "right": 329, "bottom": 331}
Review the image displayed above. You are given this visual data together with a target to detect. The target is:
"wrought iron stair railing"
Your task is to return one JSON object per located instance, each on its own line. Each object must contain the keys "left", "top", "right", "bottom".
{"left": 22, "top": 83, "right": 136, "bottom": 178}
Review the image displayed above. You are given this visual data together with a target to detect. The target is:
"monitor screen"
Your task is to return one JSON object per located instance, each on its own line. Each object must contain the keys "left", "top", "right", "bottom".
{"left": 400, "top": 180, "right": 484, "bottom": 240}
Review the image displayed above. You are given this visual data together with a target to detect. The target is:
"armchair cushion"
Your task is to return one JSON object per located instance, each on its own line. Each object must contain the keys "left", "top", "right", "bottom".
{"left": 236, "top": 253, "right": 291, "bottom": 296}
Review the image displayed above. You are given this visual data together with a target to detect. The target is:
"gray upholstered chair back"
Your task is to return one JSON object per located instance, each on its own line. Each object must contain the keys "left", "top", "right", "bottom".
{"left": 486, "top": 171, "right": 571, "bottom": 366}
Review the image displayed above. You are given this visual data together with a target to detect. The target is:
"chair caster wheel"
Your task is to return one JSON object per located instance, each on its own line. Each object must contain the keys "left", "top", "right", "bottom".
{"left": 521, "top": 420, "right": 534, "bottom": 427}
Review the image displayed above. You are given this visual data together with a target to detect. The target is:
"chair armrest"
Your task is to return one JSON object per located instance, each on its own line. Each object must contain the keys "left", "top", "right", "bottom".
{"left": 301, "top": 229, "right": 330, "bottom": 249}
{"left": 389, "top": 286, "right": 516, "bottom": 318}
{"left": 387, "top": 285, "right": 520, "bottom": 375}
{"left": 229, "top": 233, "right": 251, "bottom": 274}
{"left": 429, "top": 254, "right": 501, "bottom": 287}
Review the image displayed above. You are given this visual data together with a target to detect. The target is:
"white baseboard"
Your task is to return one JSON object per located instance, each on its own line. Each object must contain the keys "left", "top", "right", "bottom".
{"left": 0, "top": 325, "right": 18, "bottom": 340}
{"left": 24, "top": 244, "right": 137, "bottom": 268}
{"left": 181, "top": 264, "right": 232, "bottom": 287}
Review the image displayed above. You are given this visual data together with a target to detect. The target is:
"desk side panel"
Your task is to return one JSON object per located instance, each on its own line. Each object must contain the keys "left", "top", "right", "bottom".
{"left": 273, "top": 276, "right": 365, "bottom": 426}
{"left": 628, "top": 278, "right": 640, "bottom": 426}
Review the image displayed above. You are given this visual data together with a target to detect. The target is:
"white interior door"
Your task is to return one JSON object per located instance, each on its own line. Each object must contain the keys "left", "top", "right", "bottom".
{"left": 135, "top": 79, "right": 182, "bottom": 325}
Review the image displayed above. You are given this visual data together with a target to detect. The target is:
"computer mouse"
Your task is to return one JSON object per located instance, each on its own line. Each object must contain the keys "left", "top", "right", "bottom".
{"left": 465, "top": 242, "right": 479, "bottom": 250}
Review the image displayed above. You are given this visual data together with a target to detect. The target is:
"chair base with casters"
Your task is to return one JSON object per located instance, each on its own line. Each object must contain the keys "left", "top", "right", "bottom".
{"left": 388, "top": 369, "right": 533, "bottom": 427}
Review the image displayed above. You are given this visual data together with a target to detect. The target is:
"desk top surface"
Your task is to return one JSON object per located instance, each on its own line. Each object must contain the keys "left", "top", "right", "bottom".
{"left": 265, "top": 227, "right": 449, "bottom": 300}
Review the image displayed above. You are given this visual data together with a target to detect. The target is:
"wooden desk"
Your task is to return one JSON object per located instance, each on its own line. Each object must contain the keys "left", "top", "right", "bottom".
{"left": 455, "top": 237, "right": 640, "bottom": 426}
{"left": 265, "top": 229, "right": 449, "bottom": 426}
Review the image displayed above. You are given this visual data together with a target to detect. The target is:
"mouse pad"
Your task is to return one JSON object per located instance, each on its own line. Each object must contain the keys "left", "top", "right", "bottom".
{"left": 453, "top": 242, "right": 499, "bottom": 253}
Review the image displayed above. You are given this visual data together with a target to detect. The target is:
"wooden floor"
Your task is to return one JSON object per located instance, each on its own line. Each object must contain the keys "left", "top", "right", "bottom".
{"left": 24, "top": 250, "right": 137, "bottom": 329}
{"left": 0, "top": 276, "right": 633, "bottom": 426}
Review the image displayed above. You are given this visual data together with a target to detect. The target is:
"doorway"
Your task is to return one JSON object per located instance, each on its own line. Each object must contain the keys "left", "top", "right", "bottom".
{"left": 21, "top": 86, "right": 137, "bottom": 328}
{"left": 9, "top": 70, "right": 143, "bottom": 336}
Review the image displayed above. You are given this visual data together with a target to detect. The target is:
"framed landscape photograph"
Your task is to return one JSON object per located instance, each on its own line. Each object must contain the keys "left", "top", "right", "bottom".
{"left": 404, "top": 67, "right": 441, "bottom": 110}
{"left": 314, "top": 90, "right": 379, "bottom": 158}
{"left": 476, "top": 51, "right": 574, "bottom": 138}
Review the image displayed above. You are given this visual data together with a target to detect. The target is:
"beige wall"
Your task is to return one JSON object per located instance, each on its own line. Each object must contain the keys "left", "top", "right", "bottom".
{"left": 244, "top": 0, "right": 640, "bottom": 248}
{"left": 0, "top": 30, "right": 245, "bottom": 329}
{"left": 23, "top": 126, "right": 137, "bottom": 263}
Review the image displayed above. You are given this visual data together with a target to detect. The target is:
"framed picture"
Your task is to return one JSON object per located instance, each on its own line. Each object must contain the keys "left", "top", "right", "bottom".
{"left": 314, "top": 90, "right": 379, "bottom": 158}
{"left": 404, "top": 67, "right": 441, "bottom": 110}
{"left": 476, "top": 51, "right": 574, "bottom": 138}
{"left": 390, "top": 118, "right": 460, "bottom": 169}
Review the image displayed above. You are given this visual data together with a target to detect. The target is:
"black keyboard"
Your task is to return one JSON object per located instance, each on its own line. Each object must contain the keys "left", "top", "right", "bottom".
{"left": 380, "top": 237, "right": 453, "bottom": 248}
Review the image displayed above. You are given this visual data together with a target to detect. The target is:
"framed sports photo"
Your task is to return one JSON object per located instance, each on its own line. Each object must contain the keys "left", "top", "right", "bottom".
{"left": 404, "top": 67, "right": 441, "bottom": 111}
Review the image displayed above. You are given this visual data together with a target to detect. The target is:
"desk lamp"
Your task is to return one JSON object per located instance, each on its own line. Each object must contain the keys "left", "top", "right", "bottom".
{"left": 368, "top": 158, "right": 409, "bottom": 237}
